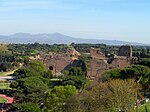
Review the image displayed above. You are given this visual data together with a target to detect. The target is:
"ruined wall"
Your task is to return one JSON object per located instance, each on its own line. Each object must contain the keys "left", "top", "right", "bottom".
{"left": 39, "top": 53, "right": 72, "bottom": 74}
{"left": 116, "top": 57, "right": 131, "bottom": 68}
{"left": 90, "top": 47, "right": 105, "bottom": 59}
{"left": 118, "top": 45, "right": 132, "bottom": 58}
{"left": 87, "top": 59, "right": 108, "bottom": 78}
{"left": 87, "top": 46, "right": 132, "bottom": 78}
{"left": 37, "top": 51, "right": 82, "bottom": 75}
{"left": 87, "top": 57, "right": 131, "bottom": 78}
{"left": 31, "top": 45, "right": 133, "bottom": 78}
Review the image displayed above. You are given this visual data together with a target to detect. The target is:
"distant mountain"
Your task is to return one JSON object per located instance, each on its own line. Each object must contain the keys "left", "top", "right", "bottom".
{"left": 0, "top": 33, "right": 149, "bottom": 46}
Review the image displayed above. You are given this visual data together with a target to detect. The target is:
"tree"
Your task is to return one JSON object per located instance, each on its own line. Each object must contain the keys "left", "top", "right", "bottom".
{"left": 62, "top": 76, "right": 88, "bottom": 89}
{"left": 52, "top": 85, "right": 76, "bottom": 100}
{"left": 44, "top": 70, "right": 53, "bottom": 79}
{"left": 139, "top": 58, "right": 150, "bottom": 67}
{"left": 64, "top": 79, "right": 140, "bottom": 112}
{"left": 10, "top": 103, "right": 41, "bottom": 112}
{"left": 11, "top": 77, "right": 48, "bottom": 103}
{"left": 26, "top": 60, "right": 47, "bottom": 76}
{"left": 44, "top": 85, "right": 77, "bottom": 112}
{"left": 68, "top": 67, "right": 84, "bottom": 76}
{"left": 103, "top": 65, "right": 150, "bottom": 93}
{"left": 13, "top": 60, "right": 47, "bottom": 79}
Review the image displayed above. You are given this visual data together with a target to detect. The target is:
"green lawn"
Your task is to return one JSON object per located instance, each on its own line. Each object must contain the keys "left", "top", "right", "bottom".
{"left": 0, "top": 70, "right": 16, "bottom": 76}
{"left": 0, "top": 64, "right": 22, "bottom": 76}
{"left": 0, "top": 97, "right": 7, "bottom": 103}
{"left": 0, "top": 83, "right": 10, "bottom": 89}
{"left": 138, "top": 102, "right": 150, "bottom": 112}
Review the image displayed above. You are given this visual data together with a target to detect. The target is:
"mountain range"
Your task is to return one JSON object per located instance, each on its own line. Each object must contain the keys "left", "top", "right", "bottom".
{"left": 0, "top": 33, "right": 149, "bottom": 46}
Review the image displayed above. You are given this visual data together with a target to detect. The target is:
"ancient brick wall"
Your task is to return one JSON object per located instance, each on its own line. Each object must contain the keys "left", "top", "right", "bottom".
{"left": 116, "top": 57, "right": 130, "bottom": 68}
{"left": 87, "top": 57, "right": 131, "bottom": 78}
{"left": 38, "top": 51, "right": 82, "bottom": 75}
{"left": 33, "top": 45, "right": 133, "bottom": 78}
{"left": 90, "top": 47, "right": 105, "bottom": 59}
{"left": 39, "top": 53, "right": 72, "bottom": 74}
{"left": 87, "top": 59, "right": 108, "bottom": 78}
{"left": 118, "top": 45, "right": 132, "bottom": 58}
{"left": 87, "top": 45, "right": 132, "bottom": 78}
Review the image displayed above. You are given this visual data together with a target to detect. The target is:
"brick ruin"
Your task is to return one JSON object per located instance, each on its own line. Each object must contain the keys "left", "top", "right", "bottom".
{"left": 118, "top": 45, "right": 132, "bottom": 58}
{"left": 30, "top": 45, "right": 136, "bottom": 78}
{"left": 87, "top": 45, "right": 133, "bottom": 78}
{"left": 29, "top": 48, "right": 81, "bottom": 75}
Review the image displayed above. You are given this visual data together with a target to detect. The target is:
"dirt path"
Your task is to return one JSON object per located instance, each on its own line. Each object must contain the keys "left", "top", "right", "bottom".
{"left": 0, "top": 76, "right": 14, "bottom": 81}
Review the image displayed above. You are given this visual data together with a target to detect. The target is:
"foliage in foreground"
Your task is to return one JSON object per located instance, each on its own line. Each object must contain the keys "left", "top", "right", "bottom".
{"left": 10, "top": 103, "right": 41, "bottom": 112}
{"left": 103, "top": 65, "right": 150, "bottom": 93}
{"left": 64, "top": 79, "right": 140, "bottom": 112}
{"left": 138, "top": 102, "right": 150, "bottom": 112}
{"left": 9, "top": 60, "right": 78, "bottom": 111}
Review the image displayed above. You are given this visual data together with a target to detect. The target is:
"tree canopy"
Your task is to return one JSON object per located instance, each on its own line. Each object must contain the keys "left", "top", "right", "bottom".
{"left": 64, "top": 79, "right": 140, "bottom": 112}
{"left": 103, "top": 65, "right": 150, "bottom": 93}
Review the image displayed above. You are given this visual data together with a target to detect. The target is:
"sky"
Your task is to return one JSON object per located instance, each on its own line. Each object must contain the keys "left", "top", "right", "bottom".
{"left": 0, "top": 0, "right": 150, "bottom": 44}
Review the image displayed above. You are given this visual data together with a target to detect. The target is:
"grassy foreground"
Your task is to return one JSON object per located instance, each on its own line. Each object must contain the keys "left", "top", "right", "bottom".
{"left": 0, "top": 83, "right": 10, "bottom": 89}
{"left": 0, "top": 97, "right": 7, "bottom": 103}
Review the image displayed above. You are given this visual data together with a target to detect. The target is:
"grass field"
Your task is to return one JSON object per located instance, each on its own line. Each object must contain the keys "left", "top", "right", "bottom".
{"left": 0, "top": 63, "right": 22, "bottom": 76}
{"left": 0, "top": 97, "right": 7, "bottom": 103}
{"left": 138, "top": 102, "right": 150, "bottom": 112}
{"left": 0, "top": 70, "right": 16, "bottom": 76}
{"left": 0, "top": 83, "right": 10, "bottom": 89}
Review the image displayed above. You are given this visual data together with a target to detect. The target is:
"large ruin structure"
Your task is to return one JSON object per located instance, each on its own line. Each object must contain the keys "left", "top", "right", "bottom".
{"left": 87, "top": 46, "right": 132, "bottom": 78}
{"left": 30, "top": 45, "right": 136, "bottom": 78}
{"left": 118, "top": 45, "right": 132, "bottom": 58}
{"left": 30, "top": 48, "right": 81, "bottom": 75}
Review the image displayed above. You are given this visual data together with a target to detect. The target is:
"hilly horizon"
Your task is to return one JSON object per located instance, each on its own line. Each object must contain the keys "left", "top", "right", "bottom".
{"left": 0, "top": 32, "right": 149, "bottom": 46}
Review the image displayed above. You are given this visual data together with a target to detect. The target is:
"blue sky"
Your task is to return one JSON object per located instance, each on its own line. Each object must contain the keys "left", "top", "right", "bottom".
{"left": 0, "top": 0, "right": 150, "bottom": 43}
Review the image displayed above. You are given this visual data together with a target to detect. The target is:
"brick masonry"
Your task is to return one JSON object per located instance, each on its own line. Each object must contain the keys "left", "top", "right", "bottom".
{"left": 31, "top": 45, "right": 135, "bottom": 78}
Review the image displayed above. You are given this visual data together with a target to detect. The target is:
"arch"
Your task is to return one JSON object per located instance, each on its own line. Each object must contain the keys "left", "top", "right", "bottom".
{"left": 49, "top": 66, "right": 54, "bottom": 71}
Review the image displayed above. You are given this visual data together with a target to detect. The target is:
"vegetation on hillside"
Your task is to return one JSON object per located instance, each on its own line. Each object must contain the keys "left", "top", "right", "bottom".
{"left": 0, "top": 43, "right": 149, "bottom": 111}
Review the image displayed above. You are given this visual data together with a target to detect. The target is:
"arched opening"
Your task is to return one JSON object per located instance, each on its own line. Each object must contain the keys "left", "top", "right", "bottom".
{"left": 49, "top": 66, "right": 54, "bottom": 71}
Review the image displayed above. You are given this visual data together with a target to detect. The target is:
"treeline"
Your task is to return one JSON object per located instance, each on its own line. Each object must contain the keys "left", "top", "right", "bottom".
{"left": 72, "top": 43, "right": 119, "bottom": 55}
{"left": 8, "top": 43, "right": 73, "bottom": 55}
{"left": 7, "top": 43, "right": 150, "bottom": 58}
